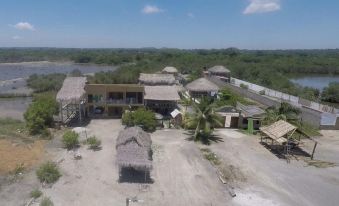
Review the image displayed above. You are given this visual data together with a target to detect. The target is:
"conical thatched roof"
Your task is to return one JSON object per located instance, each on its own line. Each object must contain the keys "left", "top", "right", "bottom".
{"left": 56, "top": 77, "right": 87, "bottom": 103}
{"left": 116, "top": 127, "right": 152, "bottom": 170}
{"left": 162, "top": 66, "right": 178, "bottom": 74}
{"left": 208, "top": 65, "right": 230, "bottom": 73}
{"left": 185, "top": 78, "right": 219, "bottom": 92}
{"left": 139, "top": 73, "right": 176, "bottom": 85}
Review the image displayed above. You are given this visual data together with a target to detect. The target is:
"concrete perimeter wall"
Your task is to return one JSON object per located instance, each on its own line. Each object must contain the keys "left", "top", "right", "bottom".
{"left": 208, "top": 77, "right": 327, "bottom": 129}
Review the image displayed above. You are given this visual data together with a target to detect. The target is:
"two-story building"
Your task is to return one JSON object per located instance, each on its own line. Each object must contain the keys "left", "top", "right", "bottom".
{"left": 85, "top": 84, "right": 144, "bottom": 118}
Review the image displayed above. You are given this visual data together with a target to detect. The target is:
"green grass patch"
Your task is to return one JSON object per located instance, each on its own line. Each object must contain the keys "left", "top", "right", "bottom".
{"left": 30, "top": 189, "right": 43, "bottom": 199}
{"left": 0, "top": 118, "right": 28, "bottom": 140}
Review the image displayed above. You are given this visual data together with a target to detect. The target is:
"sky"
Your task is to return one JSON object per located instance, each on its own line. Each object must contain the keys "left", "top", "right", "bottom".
{"left": 0, "top": 0, "right": 339, "bottom": 49}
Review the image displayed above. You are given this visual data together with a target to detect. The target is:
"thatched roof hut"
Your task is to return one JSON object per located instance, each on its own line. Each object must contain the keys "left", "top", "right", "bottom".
{"left": 144, "top": 86, "right": 180, "bottom": 101}
{"left": 116, "top": 127, "right": 152, "bottom": 171}
{"left": 56, "top": 77, "right": 87, "bottom": 103}
{"left": 185, "top": 78, "right": 219, "bottom": 92}
{"left": 208, "top": 65, "right": 230, "bottom": 74}
{"left": 139, "top": 73, "right": 176, "bottom": 85}
{"left": 162, "top": 66, "right": 178, "bottom": 74}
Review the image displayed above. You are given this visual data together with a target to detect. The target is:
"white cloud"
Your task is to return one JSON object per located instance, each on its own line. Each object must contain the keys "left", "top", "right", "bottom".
{"left": 243, "top": 0, "right": 281, "bottom": 15}
{"left": 12, "top": 35, "right": 22, "bottom": 40}
{"left": 187, "top": 12, "right": 195, "bottom": 18}
{"left": 13, "top": 22, "right": 35, "bottom": 31}
{"left": 142, "top": 5, "right": 163, "bottom": 14}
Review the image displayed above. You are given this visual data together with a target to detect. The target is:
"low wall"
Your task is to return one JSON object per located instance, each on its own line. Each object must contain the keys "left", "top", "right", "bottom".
{"left": 208, "top": 77, "right": 323, "bottom": 128}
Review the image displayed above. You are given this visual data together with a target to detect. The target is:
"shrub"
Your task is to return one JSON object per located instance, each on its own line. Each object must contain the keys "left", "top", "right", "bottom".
{"left": 12, "top": 163, "right": 25, "bottom": 175}
{"left": 86, "top": 136, "right": 101, "bottom": 150}
{"left": 62, "top": 131, "right": 79, "bottom": 149}
{"left": 30, "top": 189, "right": 42, "bottom": 199}
{"left": 40, "top": 197, "right": 54, "bottom": 206}
{"left": 27, "top": 73, "right": 66, "bottom": 93}
{"left": 122, "top": 108, "right": 156, "bottom": 132}
{"left": 36, "top": 162, "right": 61, "bottom": 184}
{"left": 259, "top": 90, "right": 265, "bottom": 95}
{"left": 24, "top": 93, "right": 58, "bottom": 135}
{"left": 240, "top": 83, "right": 249, "bottom": 90}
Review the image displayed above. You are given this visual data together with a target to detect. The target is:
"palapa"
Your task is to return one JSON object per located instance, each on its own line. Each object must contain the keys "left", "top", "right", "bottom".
{"left": 208, "top": 65, "right": 230, "bottom": 74}
{"left": 56, "top": 77, "right": 87, "bottom": 103}
{"left": 144, "top": 86, "right": 180, "bottom": 101}
{"left": 116, "top": 127, "right": 152, "bottom": 170}
{"left": 260, "top": 120, "right": 297, "bottom": 144}
{"left": 185, "top": 78, "right": 219, "bottom": 92}
{"left": 139, "top": 73, "right": 176, "bottom": 85}
{"left": 162, "top": 66, "right": 178, "bottom": 74}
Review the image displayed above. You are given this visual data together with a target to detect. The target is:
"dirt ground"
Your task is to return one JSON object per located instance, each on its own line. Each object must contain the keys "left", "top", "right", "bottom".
{"left": 0, "top": 139, "right": 45, "bottom": 174}
{"left": 211, "top": 129, "right": 339, "bottom": 206}
{"left": 1, "top": 120, "right": 339, "bottom": 206}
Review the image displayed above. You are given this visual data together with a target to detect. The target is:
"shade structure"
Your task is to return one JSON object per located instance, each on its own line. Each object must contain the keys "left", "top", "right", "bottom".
{"left": 185, "top": 78, "right": 219, "bottom": 92}
{"left": 116, "top": 127, "right": 152, "bottom": 171}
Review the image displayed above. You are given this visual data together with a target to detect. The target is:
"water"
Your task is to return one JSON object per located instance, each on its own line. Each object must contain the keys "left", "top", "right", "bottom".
{"left": 0, "top": 61, "right": 117, "bottom": 80}
{"left": 290, "top": 76, "right": 339, "bottom": 90}
{"left": 0, "top": 61, "right": 118, "bottom": 120}
{"left": 0, "top": 97, "right": 32, "bottom": 120}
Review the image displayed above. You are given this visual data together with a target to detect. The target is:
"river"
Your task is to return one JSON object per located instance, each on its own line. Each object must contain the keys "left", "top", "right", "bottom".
{"left": 0, "top": 61, "right": 118, "bottom": 120}
{"left": 290, "top": 75, "right": 339, "bottom": 91}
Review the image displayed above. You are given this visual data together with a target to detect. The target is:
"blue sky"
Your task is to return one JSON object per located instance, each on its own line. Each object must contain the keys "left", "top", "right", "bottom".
{"left": 1, "top": 0, "right": 339, "bottom": 49}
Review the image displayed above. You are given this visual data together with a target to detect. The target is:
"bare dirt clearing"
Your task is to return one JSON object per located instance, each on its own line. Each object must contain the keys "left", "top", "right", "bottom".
{"left": 42, "top": 120, "right": 229, "bottom": 206}
{"left": 1, "top": 120, "right": 339, "bottom": 206}
{"left": 212, "top": 129, "right": 339, "bottom": 206}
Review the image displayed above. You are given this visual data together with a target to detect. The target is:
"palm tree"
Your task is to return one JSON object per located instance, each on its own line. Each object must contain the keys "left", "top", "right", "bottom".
{"left": 262, "top": 102, "right": 301, "bottom": 126}
{"left": 185, "top": 98, "right": 223, "bottom": 141}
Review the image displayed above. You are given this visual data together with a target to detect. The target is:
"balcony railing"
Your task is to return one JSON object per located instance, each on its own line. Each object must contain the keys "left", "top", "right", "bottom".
{"left": 106, "top": 98, "right": 143, "bottom": 105}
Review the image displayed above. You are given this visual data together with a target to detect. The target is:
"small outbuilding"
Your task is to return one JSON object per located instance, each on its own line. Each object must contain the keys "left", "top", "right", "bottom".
{"left": 236, "top": 102, "right": 265, "bottom": 132}
{"left": 185, "top": 78, "right": 219, "bottom": 98}
{"left": 215, "top": 106, "right": 240, "bottom": 128}
{"left": 116, "top": 127, "right": 152, "bottom": 183}
{"left": 162, "top": 66, "right": 178, "bottom": 75}
{"left": 139, "top": 73, "right": 176, "bottom": 86}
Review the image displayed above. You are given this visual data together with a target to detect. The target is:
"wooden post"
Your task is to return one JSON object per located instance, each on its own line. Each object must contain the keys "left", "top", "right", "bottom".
{"left": 79, "top": 103, "right": 82, "bottom": 123}
{"left": 311, "top": 142, "right": 318, "bottom": 160}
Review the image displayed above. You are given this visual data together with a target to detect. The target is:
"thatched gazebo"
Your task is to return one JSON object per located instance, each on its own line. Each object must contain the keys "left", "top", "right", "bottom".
{"left": 185, "top": 78, "right": 219, "bottom": 98}
{"left": 139, "top": 73, "right": 176, "bottom": 85}
{"left": 56, "top": 77, "right": 87, "bottom": 123}
{"left": 207, "top": 65, "right": 231, "bottom": 82}
{"left": 116, "top": 127, "right": 153, "bottom": 183}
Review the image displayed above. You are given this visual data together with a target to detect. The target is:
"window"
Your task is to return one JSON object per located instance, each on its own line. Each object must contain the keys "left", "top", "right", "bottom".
{"left": 88, "top": 94, "right": 93, "bottom": 103}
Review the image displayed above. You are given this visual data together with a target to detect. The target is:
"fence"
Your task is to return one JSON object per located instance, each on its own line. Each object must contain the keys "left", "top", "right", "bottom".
{"left": 231, "top": 78, "right": 337, "bottom": 114}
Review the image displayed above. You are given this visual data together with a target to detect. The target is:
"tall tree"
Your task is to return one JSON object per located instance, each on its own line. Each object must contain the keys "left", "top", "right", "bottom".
{"left": 185, "top": 98, "right": 223, "bottom": 142}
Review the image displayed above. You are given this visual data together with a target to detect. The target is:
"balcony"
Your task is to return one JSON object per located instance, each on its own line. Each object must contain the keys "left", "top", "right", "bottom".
{"left": 106, "top": 98, "right": 143, "bottom": 105}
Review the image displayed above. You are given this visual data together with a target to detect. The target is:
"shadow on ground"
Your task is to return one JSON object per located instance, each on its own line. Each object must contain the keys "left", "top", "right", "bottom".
{"left": 118, "top": 168, "right": 154, "bottom": 184}
{"left": 184, "top": 130, "right": 224, "bottom": 145}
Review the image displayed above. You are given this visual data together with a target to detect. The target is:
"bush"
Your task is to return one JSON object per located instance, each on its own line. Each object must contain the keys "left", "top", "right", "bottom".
{"left": 240, "top": 83, "right": 249, "bottom": 90}
{"left": 122, "top": 108, "right": 156, "bottom": 132}
{"left": 36, "top": 162, "right": 61, "bottom": 184}
{"left": 62, "top": 131, "right": 79, "bottom": 149}
{"left": 259, "top": 90, "right": 265, "bottom": 95}
{"left": 27, "top": 73, "right": 66, "bottom": 93}
{"left": 40, "top": 197, "right": 54, "bottom": 206}
{"left": 86, "top": 136, "right": 101, "bottom": 150}
{"left": 30, "top": 189, "right": 42, "bottom": 199}
{"left": 24, "top": 93, "right": 58, "bottom": 135}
